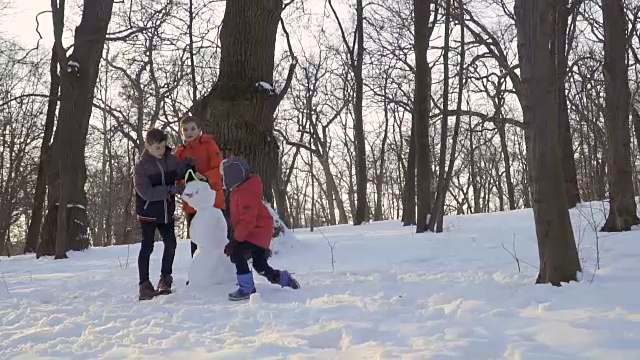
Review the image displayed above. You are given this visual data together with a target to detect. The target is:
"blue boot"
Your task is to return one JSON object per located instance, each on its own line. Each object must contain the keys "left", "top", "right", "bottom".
{"left": 228, "top": 272, "right": 256, "bottom": 301}
{"left": 278, "top": 270, "right": 300, "bottom": 289}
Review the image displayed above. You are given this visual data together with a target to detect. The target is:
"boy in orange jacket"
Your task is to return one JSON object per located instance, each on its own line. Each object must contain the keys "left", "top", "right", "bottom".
{"left": 174, "top": 116, "right": 225, "bottom": 257}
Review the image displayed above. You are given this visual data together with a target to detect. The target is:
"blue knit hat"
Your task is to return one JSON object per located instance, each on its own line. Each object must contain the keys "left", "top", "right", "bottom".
{"left": 221, "top": 156, "right": 252, "bottom": 189}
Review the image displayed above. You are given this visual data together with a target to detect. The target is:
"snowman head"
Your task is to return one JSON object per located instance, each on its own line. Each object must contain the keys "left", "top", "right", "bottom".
{"left": 182, "top": 180, "right": 216, "bottom": 211}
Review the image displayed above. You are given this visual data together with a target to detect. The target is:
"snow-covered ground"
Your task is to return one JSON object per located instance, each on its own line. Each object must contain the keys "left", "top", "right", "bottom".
{"left": 1, "top": 201, "right": 639, "bottom": 359}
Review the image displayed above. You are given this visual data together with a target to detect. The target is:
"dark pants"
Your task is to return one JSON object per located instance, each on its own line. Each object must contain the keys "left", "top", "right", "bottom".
{"left": 138, "top": 221, "right": 177, "bottom": 285}
{"left": 230, "top": 242, "right": 279, "bottom": 282}
{"left": 187, "top": 208, "right": 233, "bottom": 258}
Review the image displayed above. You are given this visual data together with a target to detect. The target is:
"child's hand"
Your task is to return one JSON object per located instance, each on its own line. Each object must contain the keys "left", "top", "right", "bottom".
{"left": 224, "top": 240, "right": 238, "bottom": 256}
{"left": 184, "top": 157, "right": 196, "bottom": 167}
{"left": 168, "top": 184, "right": 185, "bottom": 195}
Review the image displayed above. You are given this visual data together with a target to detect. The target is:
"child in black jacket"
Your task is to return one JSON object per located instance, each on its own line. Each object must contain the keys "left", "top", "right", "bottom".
{"left": 134, "top": 128, "right": 189, "bottom": 300}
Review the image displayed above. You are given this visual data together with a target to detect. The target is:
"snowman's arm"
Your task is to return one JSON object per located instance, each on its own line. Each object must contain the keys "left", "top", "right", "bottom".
{"left": 233, "top": 197, "right": 258, "bottom": 242}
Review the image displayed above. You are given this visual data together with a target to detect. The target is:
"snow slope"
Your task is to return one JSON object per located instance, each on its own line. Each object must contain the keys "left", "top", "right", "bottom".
{"left": 1, "top": 201, "right": 639, "bottom": 359}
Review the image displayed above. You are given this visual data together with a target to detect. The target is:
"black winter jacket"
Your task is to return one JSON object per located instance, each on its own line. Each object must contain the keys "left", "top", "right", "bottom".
{"left": 134, "top": 147, "right": 186, "bottom": 224}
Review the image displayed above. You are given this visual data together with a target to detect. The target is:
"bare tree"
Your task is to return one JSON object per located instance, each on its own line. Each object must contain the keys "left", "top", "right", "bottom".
{"left": 414, "top": 0, "right": 434, "bottom": 232}
{"left": 514, "top": 0, "right": 581, "bottom": 285}
{"left": 325, "top": 0, "right": 368, "bottom": 225}
{"left": 24, "top": 46, "right": 59, "bottom": 254}
{"left": 428, "top": 0, "right": 466, "bottom": 232}
{"left": 600, "top": 0, "right": 639, "bottom": 232}
{"left": 38, "top": 0, "right": 115, "bottom": 258}
{"left": 0, "top": 44, "right": 47, "bottom": 256}
{"left": 196, "top": 0, "right": 296, "bottom": 204}
{"left": 554, "top": 0, "right": 582, "bottom": 208}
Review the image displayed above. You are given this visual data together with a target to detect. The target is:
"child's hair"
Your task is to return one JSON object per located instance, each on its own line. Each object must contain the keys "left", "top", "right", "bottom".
{"left": 180, "top": 115, "right": 201, "bottom": 129}
{"left": 145, "top": 128, "right": 168, "bottom": 145}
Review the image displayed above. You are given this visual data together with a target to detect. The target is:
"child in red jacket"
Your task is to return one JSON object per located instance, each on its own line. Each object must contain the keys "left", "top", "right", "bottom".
{"left": 174, "top": 116, "right": 226, "bottom": 257}
{"left": 221, "top": 156, "right": 300, "bottom": 301}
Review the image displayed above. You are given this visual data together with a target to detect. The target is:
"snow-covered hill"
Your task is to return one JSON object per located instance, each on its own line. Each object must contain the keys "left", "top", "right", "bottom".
{"left": 1, "top": 202, "right": 639, "bottom": 359}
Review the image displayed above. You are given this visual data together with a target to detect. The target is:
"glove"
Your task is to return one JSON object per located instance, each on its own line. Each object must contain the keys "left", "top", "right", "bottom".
{"left": 184, "top": 157, "right": 196, "bottom": 167}
{"left": 224, "top": 240, "right": 238, "bottom": 257}
{"left": 168, "top": 184, "right": 185, "bottom": 195}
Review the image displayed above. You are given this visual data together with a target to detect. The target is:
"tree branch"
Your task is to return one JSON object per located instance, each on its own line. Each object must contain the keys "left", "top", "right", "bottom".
{"left": 0, "top": 94, "right": 55, "bottom": 109}
{"left": 275, "top": 16, "right": 298, "bottom": 107}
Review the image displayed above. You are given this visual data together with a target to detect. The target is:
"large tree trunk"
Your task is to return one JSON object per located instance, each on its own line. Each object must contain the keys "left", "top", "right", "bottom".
{"left": 39, "top": 0, "right": 115, "bottom": 258}
{"left": 601, "top": 0, "right": 639, "bottom": 231}
{"left": 415, "top": 0, "right": 433, "bottom": 233}
{"left": 554, "top": 1, "right": 580, "bottom": 208}
{"left": 24, "top": 46, "right": 59, "bottom": 254}
{"left": 197, "top": 0, "right": 288, "bottom": 203}
{"left": 514, "top": 0, "right": 581, "bottom": 285}
{"left": 353, "top": 0, "right": 367, "bottom": 225}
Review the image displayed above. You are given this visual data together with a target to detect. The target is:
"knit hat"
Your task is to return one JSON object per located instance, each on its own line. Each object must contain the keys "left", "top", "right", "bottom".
{"left": 221, "top": 156, "right": 252, "bottom": 189}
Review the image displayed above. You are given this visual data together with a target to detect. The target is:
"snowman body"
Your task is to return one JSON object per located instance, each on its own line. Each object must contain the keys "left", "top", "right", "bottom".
{"left": 183, "top": 180, "right": 236, "bottom": 288}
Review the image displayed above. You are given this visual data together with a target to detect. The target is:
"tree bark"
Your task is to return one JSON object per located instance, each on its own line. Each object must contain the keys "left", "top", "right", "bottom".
{"left": 514, "top": 0, "right": 581, "bottom": 285}
{"left": 427, "top": 0, "right": 450, "bottom": 232}
{"left": 633, "top": 106, "right": 640, "bottom": 161}
{"left": 497, "top": 121, "right": 517, "bottom": 210}
{"left": 434, "top": 0, "right": 465, "bottom": 232}
{"left": 402, "top": 118, "right": 417, "bottom": 225}
{"left": 469, "top": 121, "right": 481, "bottom": 213}
{"left": 353, "top": 0, "right": 367, "bottom": 225}
{"left": 95, "top": 43, "right": 111, "bottom": 248}
{"left": 554, "top": 0, "right": 581, "bottom": 208}
{"left": 374, "top": 89, "right": 390, "bottom": 221}
{"left": 24, "top": 46, "right": 59, "bottom": 254}
{"left": 310, "top": 148, "right": 315, "bottom": 231}
{"left": 39, "top": 0, "right": 115, "bottom": 258}
{"left": 273, "top": 154, "right": 292, "bottom": 228}
{"left": 318, "top": 157, "right": 348, "bottom": 224}
{"left": 600, "top": 0, "right": 639, "bottom": 232}
{"left": 415, "top": 0, "right": 433, "bottom": 233}
{"left": 197, "top": 0, "right": 293, "bottom": 205}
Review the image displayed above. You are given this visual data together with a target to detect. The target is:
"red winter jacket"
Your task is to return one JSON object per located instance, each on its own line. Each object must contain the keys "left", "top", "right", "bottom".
{"left": 174, "top": 134, "right": 225, "bottom": 212}
{"left": 229, "top": 174, "right": 273, "bottom": 249}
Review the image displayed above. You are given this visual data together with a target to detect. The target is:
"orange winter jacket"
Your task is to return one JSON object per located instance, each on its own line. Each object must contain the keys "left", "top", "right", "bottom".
{"left": 174, "top": 134, "right": 225, "bottom": 212}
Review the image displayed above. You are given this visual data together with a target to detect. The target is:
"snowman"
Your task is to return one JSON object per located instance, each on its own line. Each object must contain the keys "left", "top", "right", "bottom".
{"left": 182, "top": 178, "right": 236, "bottom": 288}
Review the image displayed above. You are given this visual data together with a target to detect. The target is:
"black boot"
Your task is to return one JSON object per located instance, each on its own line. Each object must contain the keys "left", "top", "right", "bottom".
{"left": 139, "top": 281, "right": 157, "bottom": 301}
{"left": 157, "top": 275, "right": 173, "bottom": 295}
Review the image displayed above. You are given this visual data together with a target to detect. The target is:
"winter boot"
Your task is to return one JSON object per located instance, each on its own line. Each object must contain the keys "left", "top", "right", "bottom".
{"left": 277, "top": 270, "right": 300, "bottom": 289}
{"left": 139, "top": 280, "right": 157, "bottom": 301}
{"left": 157, "top": 274, "right": 173, "bottom": 295}
{"left": 228, "top": 273, "right": 256, "bottom": 301}
{"left": 266, "top": 270, "right": 300, "bottom": 289}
